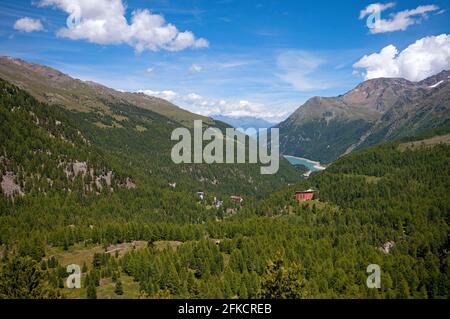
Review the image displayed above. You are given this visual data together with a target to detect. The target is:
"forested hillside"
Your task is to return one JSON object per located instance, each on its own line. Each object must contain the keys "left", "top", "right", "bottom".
{"left": 0, "top": 78, "right": 300, "bottom": 202}
{"left": 1, "top": 77, "right": 448, "bottom": 300}
{"left": 0, "top": 56, "right": 212, "bottom": 127}
{"left": 1, "top": 0, "right": 449, "bottom": 304}
{"left": 278, "top": 71, "right": 450, "bottom": 163}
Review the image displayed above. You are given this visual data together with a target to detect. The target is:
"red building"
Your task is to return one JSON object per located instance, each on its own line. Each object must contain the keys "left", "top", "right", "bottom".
{"left": 230, "top": 195, "right": 244, "bottom": 203}
{"left": 295, "top": 189, "right": 315, "bottom": 202}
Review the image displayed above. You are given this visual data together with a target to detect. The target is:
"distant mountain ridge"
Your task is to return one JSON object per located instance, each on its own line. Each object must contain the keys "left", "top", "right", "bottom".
{"left": 277, "top": 70, "right": 450, "bottom": 163}
{"left": 0, "top": 57, "right": 301, "bottom": 198}
{"left": 0, "top": 56, "right": 213, "bottom": 127}
{"left": 3, "top": 55, "right": 448, "bottom": 167}
{"left": 211, "top": 115, "right": 276, "bottom": 130}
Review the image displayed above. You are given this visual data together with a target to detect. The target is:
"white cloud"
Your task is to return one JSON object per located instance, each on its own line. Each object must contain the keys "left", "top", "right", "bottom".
{"left": 139, "top": 90, "right": 287, "bottom": 122}
{"left": 207, "top": 60, "right": 254, "bottom": 70}
{"left": 38, "top": 0, "right": 209, "bottom": 52}
{"left": 141, "top": 89, "right": 179, "bottom": 101}
{"left": 146, "top": 67, "right": 154, "bottom": 74}
{"left": 276, "top": 51, "right": 330, "bottom": 91}
{"left": 359, "top": 2, "right": 396, "bottom": 19}
{"left": 14, "top": 17, "right": 44, "bottom": 32}
{"left": 360, "top": 3, "right": 440, "bottom": 34}
{"left": 353, "top": 34, "right": 450, "bottom": 81}
{"left": 189, "top": 63, "right": 202, "bottom": 73}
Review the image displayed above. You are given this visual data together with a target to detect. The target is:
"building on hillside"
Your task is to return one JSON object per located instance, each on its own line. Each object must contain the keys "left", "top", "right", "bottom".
{"left": 213, "top": 197, "right": 223, "bottom": 208}
{"left": 295, "top": 189, "right": 315, "bottom": 202}
{"left": 230, "top": 195, "right": 244, "bottom": 203}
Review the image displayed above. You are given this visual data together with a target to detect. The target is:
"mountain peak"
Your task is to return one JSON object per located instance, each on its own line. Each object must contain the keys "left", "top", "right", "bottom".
{"left": 278, "top": 70, "right": 450, "bottom": 163}
{"left": 418, "top": 69, "right": 450, "bottom": 86}
{"left": 0, "top": 56, "right": 68, "bottom": 79}
{"left": 0, "top": 56, "right": 213, "bottom": 126}
{"left": 342, "top": 77, "right": 416, "bottom": 112}
{"left": 211, "top": 115, "right": 276, "bottom": 130}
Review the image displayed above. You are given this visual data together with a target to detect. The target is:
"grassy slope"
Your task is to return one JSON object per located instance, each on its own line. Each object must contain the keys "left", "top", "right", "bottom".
{"left": 0, "top": 56, "right": 213, "bottom": 127}
{"left": 0, "top": 78, "right": 301, "bottom": 201}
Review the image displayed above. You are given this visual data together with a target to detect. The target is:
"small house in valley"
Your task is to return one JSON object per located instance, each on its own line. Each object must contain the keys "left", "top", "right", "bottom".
{"left": 230, "top": 195, "right": 244, "bottom": 203}
{"left": 295, "top": 189, "right": 315, "bottom": 202}
{"left": 197, "top": 192, "right": 205, "bottom": 200}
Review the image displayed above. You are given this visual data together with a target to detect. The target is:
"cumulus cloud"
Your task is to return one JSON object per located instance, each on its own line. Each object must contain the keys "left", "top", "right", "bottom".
{"left": 276, "top": 50, "right": 330, "bottom": 91}
{"left": 353, "top": 34, "right": 450, "bottom": 81}
{"left": 139, "top": 90, "right": 286, "bottom": 122}
{"left": 37, "top": 0, "right": 209, "bottom": 52}
{"left": 141, "top": 89, "right": 179, "bottom": 101}
{"left": 360, "top": 3, "right": 440, "bottom": 34}
{"left": 14, "top": 17, "right": 44, "bottom": 32}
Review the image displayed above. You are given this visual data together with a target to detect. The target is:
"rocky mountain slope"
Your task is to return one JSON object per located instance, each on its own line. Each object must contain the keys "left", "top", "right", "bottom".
{"left": 0, "top": 56, "right": 213, "bottom": 127}
{"left": 211, "top": 115, "right": 276, "bottom": 130}
{"left": 0, "top": 58, "right": 301, "bottom": 200}
{"left": 277, "top": 71, "right": 450, "bottom": 163}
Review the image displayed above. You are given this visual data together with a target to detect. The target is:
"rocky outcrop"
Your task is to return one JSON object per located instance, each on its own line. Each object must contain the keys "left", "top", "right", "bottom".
{"left": 72, "top": 161, "right": 88, "bottom": 177}
{"left": 123, "top": 178, "right": 136, "bottom": 190}
{"left": 278, "top": 70, "right": 450, "bottom": 163}
{"left": 379, "top": 241, "right": 395, "bottom": 254}
{"left": 1, "top": 172, "right": 24, "bottom": 198}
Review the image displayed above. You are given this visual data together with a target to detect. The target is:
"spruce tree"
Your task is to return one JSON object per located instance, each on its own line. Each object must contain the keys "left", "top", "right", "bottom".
{"left": 258, "top": 253, "right": 309, "bottom": 299}
{"left": 0, "top": 256, "right": 58, "bottom": 299}
{"left": 114, "top": 280, "right": 124, "bottom": 296}
{"left": 86, "top": 283, "right": 97, "bottom": 299}
{"left": 81, "top": 262, "right": 88, "bottom": 273}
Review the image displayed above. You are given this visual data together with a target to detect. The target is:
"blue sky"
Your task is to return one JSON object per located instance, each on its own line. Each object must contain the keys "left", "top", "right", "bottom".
{"left": 1, "top": 0, "right": 449, "bottom": 122}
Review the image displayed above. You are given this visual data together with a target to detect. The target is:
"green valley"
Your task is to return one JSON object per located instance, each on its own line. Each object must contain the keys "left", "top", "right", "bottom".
{"left": 0, "top": 57, "right": 449, "bottom": 300}
{"left": 1, "top": 78, "right": 449, "bottom": 299}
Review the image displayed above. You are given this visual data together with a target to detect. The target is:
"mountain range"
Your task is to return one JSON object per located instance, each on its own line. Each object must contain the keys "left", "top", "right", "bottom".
{"left": 277, "top": 71, "right": 450, "bottom": 163}
{"left": 0, "top": 56, "right": 212, "bottom": 127}
{"left": 1, "top": 56, "right": 449, "bottom": 300}
{"left": 211, "top": 115, "right": 276, "bottom": 131}
{"left": 0, "top": 56, "right": 300, "bottom": 199}
{"left": 1, "top": 55, "right": 449, "bottom": 185}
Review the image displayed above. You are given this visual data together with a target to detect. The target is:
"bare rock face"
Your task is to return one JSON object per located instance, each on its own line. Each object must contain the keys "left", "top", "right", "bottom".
{"left": 278, "top": 70, "right": 450, "bottom": 163}
{"left": 124, "top": 178, "right": 136, "bottom": 190}
{"left": 342, "top": 78, "right": 417, "bottom": 113}
{"left": 95, "top": 171, "right": 114, "bottom": 190}
{"left": 1, "top": 172, "right": 24, "bottom": 198}
{"left": 379, "top": 241, "right": 395, "bottom": 254}
{"left": 72, "top": 161, "right": 88, "bottom": 177}
{"left": 95, "top": 178, "right": 103, "bottom": 190}
{"left": 102, "top": 171, "right": 113, "bottom": 186}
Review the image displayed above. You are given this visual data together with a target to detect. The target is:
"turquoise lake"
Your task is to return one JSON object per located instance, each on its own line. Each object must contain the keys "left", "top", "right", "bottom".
{"left": 283, "top": 155, "right": 325, "bottom": 172}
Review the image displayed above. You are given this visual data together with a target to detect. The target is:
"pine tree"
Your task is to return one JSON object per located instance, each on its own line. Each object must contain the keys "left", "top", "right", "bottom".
{"left": 397, "top": 278, "right": 410, "bottom": 299}
{"left": 114, "top": 280, "right": 124, "bottom": 296}
{"left": 239, "top": 282, "right": 249, "bottom": 299}
{"left": 81, "top": 261, "right": 88, "bottom": 273}
{"left": 258, "top": 253, "right": 309, "bottom": 299}
{"left": 86, "top": 283, "right": 97, "bottom": 299}
{"left": 92, "top": 253, "right": 102, "bottom": 269}
{"left": 58, "top": 277, "right": 64, "bottom": 289}
{"left": 0, "top": 256, "right": 58, "bottom": 299}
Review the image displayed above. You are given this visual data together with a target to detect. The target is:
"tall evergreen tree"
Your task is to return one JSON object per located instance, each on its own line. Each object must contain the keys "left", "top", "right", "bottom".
{"left": 258, "top": 254, "right": 309, "bottom": 299}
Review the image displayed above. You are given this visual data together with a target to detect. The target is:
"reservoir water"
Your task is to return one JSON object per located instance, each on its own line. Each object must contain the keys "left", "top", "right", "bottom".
{"left": 283, "top": 155, "right": 326, "bottom": 172}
